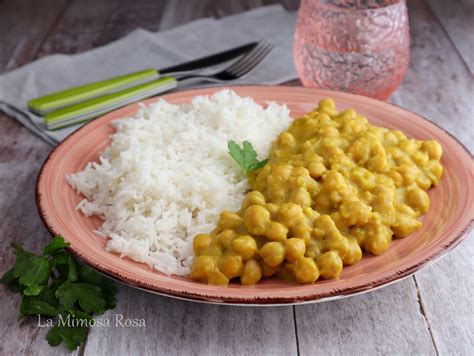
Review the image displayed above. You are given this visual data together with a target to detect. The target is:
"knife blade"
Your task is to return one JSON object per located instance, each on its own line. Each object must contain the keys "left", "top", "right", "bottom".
{"left": 159, "top": 42, "right": 258, "bottom": 75}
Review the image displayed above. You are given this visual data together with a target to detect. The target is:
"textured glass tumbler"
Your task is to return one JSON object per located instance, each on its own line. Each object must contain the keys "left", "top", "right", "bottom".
{"left": 293, "top": 0, "right": 410, "bottom": 100}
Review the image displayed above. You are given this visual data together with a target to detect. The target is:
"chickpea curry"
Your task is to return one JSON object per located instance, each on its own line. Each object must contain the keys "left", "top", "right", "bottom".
{"left": 190, "top": 98, "right": 443, "bottom": 286}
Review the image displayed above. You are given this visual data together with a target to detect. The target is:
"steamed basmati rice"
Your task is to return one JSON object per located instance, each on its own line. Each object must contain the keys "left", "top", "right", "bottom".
{"left": 67, "top": 90, "right": 292, "bottom": 275}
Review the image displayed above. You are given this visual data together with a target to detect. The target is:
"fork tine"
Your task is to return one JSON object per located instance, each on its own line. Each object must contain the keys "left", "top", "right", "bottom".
{"left": 226, "top": 41, "right": 271, "bottom": 74}
{"left": 232, "top": 42, "right": 273, "bottom": 73}
{"left": 230, "top": 42, "right": 273, "bottom": 77}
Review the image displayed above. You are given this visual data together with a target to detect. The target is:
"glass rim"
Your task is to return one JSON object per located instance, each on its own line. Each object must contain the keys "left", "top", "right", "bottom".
{"left": 310, "top": 0, "right": 406, "bottom": 12}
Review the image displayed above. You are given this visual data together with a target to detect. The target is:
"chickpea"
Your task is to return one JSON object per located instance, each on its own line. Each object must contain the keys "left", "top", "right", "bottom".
{"left": 265, "top": 221, "right": 288, "bottom": 242}
{"left": 193, "top": 234, "right": 211, "bottom": 255}
{"left": 342, "top": 238, "right": 362, "bottom": 265}
{"left": 320, "top": 140, "right": 344, "bottom": 157}
{"left": 318, "top": 126, "right": 339, "bottom": 137}
{"left": 264, "top": 203, "right": 279, "bottom": 217}
{"left": 243, "top": 191, "right": 266, "bottom": 210}
{"left": 325, "top": 235, "right": 350, "bottom": 259}
{"left": 396, "top": 203, "right": 417, "bottom": 216}
{"left": 424, "top": 161, "right": 443, "bottom": 186}
{"left": 314, "top": 215, "right": 340, "bottom": 240}
{"left": 406, "top": 188, "right": 430, "bottom": 214}
{"left": 314, "top": 192, "right": 331, "bottom": 212}
{"left": 218, "top": 254, "right": 243, "bottom": 279}
{"left": 331, "top": 212, "right": 346, "bottom": 230}
{"left": 323, "top": 171, "right": 347, "bottom": 191}
{"left": 319, "top": 98, "right": 336, "bottom": 110}
{"left": 231, "top": 235, "right": 257, "bottom": 260}
{"left": 318, "top": 99, "right": 338, "bottom": 116}
{"left": 208, "top": 270, "right": 229, "bottom": 286}
{"left": 244, "top": 205, "right": 270, "bottom": 235}
{"left": 261, "top": 261, "right": 279, "bottom": 277}
{"left": 416, "top": 173, "right": 432, "bottom": 190}
{"left": 305, "top": 239, "right": 322, "bottom": 259}
{"left": 303, "top": 207, "right": 320, "bottom": 221}
{"left": 272, "top": 163, "right": 292, "bottom": 180}
{"left": 347, "top": 139, "right": 370, "bottom": 162}
{"left": 278, "top": 132, "right": 296, "bottom": 147}
{"left": 285, "top": 238, "right": 306, "bottom": 262}
{"left": 293, "top": 257, "right": 319, "bottom": 283}
{"left": 339, "top": 200, "right": 371, "bottom": 226}
{"left": 308, "top": 161, "right": 327, "bottom": 179}
{"left": 292, "top": 187, "right": 312, "bottom": 207}
{"left": 293, "top": 166, "right": 311, "bottom": 177}
{"left": 311, "top": 227, "right": 326, "bottom": 240}
{"left": 399, "top": 139, "right": 418, "bottom": 155}
{"left": 412, "top": 151, "right": 429, "bottom": 166}
{"left": 241, "top": 259, "right": 262, "bottom": 285}
{"left": 317, "top": 251, "right": 343, "bottom": 279}
{"left": 393, "top": 130, "right": 407, "bottom": 141}
{"left": 260, "top": 242, "right": 285, "bottom": 267}
{"left": 218, "top": 211, "right": 243, "bottom": 230}
{"left": 278, "top": 202, "right": 304, "bottom": 224}
{"left": 290, "top": 220, "right": 312, "bottom": 242}
{"left": 364, "top": 234, "right": 390, "bottom": 255}
{"left": 190, "top": 256, "right": 217, "bottom": 281}
{"left": 338, "top": 108, "right": 356, "bottom": 121}
{"left": 391, "top": 215, "right": 422, "bottom": 238}
{"left": 367, "top": 155, "right": 389, "bottom": 173}
{"left": 356, "top": 114, "right": 369, "bottom": 125}
{"left": 216, "top": 229, "right": 236, "bottom": 249}
{"left": 422, "top": 140, "right": 442, "bottom": 160}
{"left": 387, "top": 170, "right": 404, "bottom": 188}
{"left": 384, "top": 131, "right": 399, "bottom": 145}
{"left": 398, "top": 164, "right": 419, "bottom": 185}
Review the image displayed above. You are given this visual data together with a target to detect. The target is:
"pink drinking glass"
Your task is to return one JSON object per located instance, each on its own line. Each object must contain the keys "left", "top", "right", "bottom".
{"left": 293, "top": 0, "right": 410, "bottom": 100}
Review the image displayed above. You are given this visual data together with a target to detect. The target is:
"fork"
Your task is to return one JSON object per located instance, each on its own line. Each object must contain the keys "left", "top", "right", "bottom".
{"left": 177, "top": 41, "right": 274, "bottom": 84}
{"left": 44, "top": 41, "right": 274, "bottom": 130}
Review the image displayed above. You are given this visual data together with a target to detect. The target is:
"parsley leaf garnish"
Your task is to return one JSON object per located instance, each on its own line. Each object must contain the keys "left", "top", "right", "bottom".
{"left": 56, "top": 281, "right": 108, "bottom": 314}
{"left": 0, "top": 236, "right": 117, "bottom": 351}
{"left": 46, "top": 310, "right": 90, "bottom": 351}
{"left": 228, "top": 140, "right": 269, "bottom": 175}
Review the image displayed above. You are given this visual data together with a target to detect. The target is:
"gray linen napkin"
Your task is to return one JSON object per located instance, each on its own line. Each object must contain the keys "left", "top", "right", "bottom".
{"left": 0, "top": 5, "right": 297, "bottom": 145}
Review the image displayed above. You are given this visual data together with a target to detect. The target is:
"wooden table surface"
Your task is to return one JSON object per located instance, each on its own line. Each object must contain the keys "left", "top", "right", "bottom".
{"left": 0, "top": 0, "right": 472, "bottom": 355}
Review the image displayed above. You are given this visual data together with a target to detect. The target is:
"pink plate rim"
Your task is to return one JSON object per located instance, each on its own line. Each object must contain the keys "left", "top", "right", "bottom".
{"left": 35, "top": 85, "right": 474, "bottom": 305}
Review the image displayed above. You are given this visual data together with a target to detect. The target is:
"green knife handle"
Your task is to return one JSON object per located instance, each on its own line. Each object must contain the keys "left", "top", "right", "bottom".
{"left": 45, "top": 76, "right": 177, "bottom": 131}
{"left": 28, "top": 69, "right": 160, "bottom": 114}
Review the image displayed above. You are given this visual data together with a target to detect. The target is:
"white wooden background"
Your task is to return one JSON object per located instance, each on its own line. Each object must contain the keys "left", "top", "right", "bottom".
{"left": 0, "top": 0, "right": 472, "bottom": 355}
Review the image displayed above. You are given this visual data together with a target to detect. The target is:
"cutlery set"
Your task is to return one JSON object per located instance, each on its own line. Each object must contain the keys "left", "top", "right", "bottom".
{"left": 28, "top": 41, "right": 273, "bottom": 130}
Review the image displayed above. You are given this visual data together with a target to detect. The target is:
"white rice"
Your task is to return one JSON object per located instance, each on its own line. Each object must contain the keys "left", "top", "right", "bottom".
{"left": 67, "top": 90, "right": 291, "bottom": 276}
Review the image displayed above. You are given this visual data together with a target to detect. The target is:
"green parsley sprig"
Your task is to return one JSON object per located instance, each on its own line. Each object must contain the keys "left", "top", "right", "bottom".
{"left": 228, "top": 140, "right": 269, "bottom": 175}
{"left": 1, "top": 236, "right": 116, "bottom": 351}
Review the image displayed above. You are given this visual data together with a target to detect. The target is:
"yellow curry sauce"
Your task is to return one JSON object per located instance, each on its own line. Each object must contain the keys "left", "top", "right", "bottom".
{"left": 190, "top": 99, "right": 443, "bottom": 285}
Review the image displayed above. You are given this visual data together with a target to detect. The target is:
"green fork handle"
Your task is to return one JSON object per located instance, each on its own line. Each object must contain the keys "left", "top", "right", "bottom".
{"left": 28, "top": 69, "right": 160, "bottom": 115}
{"left": 44, "top": 76, "right": 177, "bottom": 131}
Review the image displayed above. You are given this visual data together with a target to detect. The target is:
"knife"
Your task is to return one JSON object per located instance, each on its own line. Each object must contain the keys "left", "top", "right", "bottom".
{"left": 27, "top": 42, "right": 257, "bottom": 115}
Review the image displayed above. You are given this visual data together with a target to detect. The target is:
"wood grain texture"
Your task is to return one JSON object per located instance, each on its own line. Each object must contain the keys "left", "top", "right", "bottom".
{"left": 159, "top": 0, "right": 299, "bottom": 30}
{"left": 426, "top": 0, "right": 474, "bottom": 74}
{"left": 0, "top": 114, "right": 77, "bottom": 356}
{"left": 84, "top": 287, "right": 297, "bottom": 355}
{"left": 391, "top": 1, "right": 474, "bottom": 354}
{"left": 0, "top": 1, "right": 76, "bottom": 354}
{"left": 0, "top": 0, "right": 70, "bottom": 71}
{"left": 35, "top": 0, "right": 167, "bottom": 58}
{"left": 391, "top": 0, "right": 474, "bottom": 152}
{"left": 0, "top": 0, "right": 472, "bottom": 354}
{"left": 415, "top": 233, "right": 474, "bottom": 355}
{"left": 295, "top": 279, "right": 437, "bottom": 355}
